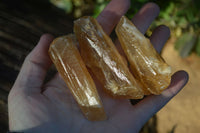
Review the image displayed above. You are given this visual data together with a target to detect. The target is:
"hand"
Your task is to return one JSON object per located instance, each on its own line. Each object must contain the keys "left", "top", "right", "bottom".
{"left": 8, "top": 0, "right": 188, "bottom": 133}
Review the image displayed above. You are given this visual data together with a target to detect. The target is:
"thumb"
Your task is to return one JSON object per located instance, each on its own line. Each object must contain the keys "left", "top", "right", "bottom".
{"left": 12, "top": 34, "right": 54, "bottom": 94}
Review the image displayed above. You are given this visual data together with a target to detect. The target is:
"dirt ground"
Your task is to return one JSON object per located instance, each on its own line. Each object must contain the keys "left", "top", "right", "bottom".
{"left": 157, "top": 38, "right": 200, "bottom": 133}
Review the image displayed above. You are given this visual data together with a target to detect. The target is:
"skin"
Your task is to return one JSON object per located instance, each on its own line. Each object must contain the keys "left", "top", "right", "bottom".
{"left": 8, "top": 0, "right": 189, "bottom": 133}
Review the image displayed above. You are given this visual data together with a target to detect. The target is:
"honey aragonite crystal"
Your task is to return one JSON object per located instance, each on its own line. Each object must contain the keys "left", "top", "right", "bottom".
{"left": 74, "top": 16, "right": 144, "bottom": 99}
{"left": 116, "top": 16, "right": 172, "bottom": 95}
{"left": 48, "top": 34, "right": 106, "bottom": 121}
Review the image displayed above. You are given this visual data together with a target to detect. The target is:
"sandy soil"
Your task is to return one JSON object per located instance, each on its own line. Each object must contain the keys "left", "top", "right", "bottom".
{"left": 157, "top": 38, "right": 200, "bottom": 133}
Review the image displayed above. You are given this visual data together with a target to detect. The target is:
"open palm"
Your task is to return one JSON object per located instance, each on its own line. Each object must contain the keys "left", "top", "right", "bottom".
{"left": 8, "top": 0, "right": 188, "bottom": 133}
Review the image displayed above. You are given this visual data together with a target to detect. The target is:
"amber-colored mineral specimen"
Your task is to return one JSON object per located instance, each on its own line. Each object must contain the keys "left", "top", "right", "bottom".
{"left": 74, "top": 16, "right": 144, "bottom": 99}
{"left": 116, "top": 16, "right": 172, "bottom": 95}
{"left": 48, "top": 35, "right": 106, "bottom": 121}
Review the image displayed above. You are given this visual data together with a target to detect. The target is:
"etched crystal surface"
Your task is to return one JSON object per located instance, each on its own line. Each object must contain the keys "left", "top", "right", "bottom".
{"left": 48, "top": 35, "right": 106, "bottom": 121}
{"left": 74, "top": 16, "right": 144, "bottom": 99}
{"left": 116, "top": 16, "right": 172, "bottom": 95}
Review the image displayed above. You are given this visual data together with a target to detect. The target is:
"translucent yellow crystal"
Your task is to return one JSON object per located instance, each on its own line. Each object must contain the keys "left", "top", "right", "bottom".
{"left": 116, "top": 16, "right": 172, "bottom": 95}
{"left": 74, "top": 16, "right": 144, "bottom": 99}
{"left": 48, "top": 35, "right": 106, "bottom": 121}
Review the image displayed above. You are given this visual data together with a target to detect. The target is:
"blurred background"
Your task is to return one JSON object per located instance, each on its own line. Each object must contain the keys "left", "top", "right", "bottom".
{"left": 0, "top": 0, "right": 199, "bottom": 132}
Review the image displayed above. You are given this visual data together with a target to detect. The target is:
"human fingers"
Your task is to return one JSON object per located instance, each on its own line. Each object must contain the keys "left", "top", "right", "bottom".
{"left": 12, "top": 34, "right": 54, "bottom": 93}
{"left": 97, "top": 0, "right": 130, "bottom": 35}
{"left": 131, "top": 71, "right": 188, "bottom": 129}
{"left": 132, "top": 2, "right": 160, "bottom": 34}
{"left": 150, "top": 25, "right": 170, "bottom": 53}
